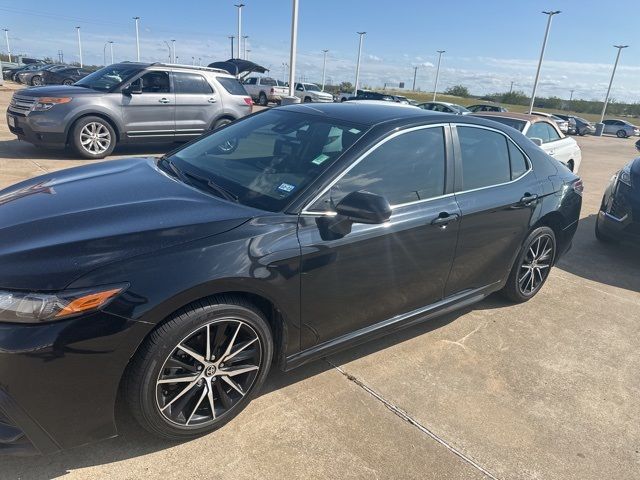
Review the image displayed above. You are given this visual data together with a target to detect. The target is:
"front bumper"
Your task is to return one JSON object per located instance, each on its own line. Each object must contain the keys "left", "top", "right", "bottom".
{"left": 6, "top": 112, "right": 67, "bottom": 148}
{"left": 597, "top": 180, "right": 640, "bottom": 241}
{"left": 0, "top": 312, "right": 152, "bottom": 455}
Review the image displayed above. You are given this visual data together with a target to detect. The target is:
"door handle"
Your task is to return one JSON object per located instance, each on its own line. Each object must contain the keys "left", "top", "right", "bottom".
{"left": 431, "top": 212, "right": 459, "bottom": 228}
{"left": 207, "top": 98, "right": 217, "bottom": 103}
{"left": 520, "top": 193, "right": 539, "bottom": 206}
{"left": 158, "top": 98, "right": 171, "bottom": 104}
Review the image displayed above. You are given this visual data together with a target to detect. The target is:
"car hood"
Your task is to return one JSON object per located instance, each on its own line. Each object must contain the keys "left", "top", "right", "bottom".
{"left": 0, "top": 158, "right": 262, "bottom": 290}
{"left": 14, "top": 85, "right": 103, "bottom": 97}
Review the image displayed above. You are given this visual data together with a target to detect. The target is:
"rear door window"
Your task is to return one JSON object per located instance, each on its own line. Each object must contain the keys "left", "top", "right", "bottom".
{"left": 457, "top": 126, "right": 511, "bottom": 190}
{"left": 174, "top": 72, "right": 213, "bottom": 94}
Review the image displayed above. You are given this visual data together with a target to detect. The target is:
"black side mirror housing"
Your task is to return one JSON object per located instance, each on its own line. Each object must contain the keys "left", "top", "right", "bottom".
{"left": 335, "top": 191, "right": 392, "bottom": 224}
{"left": 123, "top": 81, "right": 142, "bottom": 95}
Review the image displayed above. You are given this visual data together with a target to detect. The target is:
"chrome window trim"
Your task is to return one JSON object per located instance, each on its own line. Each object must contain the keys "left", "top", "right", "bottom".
{"left": 452, "top": 123, "right": 533, "bottom": 196}
{"left": 300, "top": 123, "right": 450, "bottom": 216}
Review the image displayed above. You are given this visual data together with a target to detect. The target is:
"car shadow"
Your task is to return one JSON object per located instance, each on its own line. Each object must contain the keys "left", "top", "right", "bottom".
{"left": 0, "top": 297, "right": 509, "bottom": 476}
{"left": 0, "top": 139, "right": 178, "bottom": 161}
{"left": 555, "top": 213, "right": 640, "bottom": 293}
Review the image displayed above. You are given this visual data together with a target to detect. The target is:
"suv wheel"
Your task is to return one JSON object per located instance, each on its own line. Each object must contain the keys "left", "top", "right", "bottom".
{"left": 71, "top": 116, "right": 117, "bottom": 159}
{"left": 258, "top": 92, "right": 268, "bottom": 106}
{"left": 304, "top": 96, "right": 312, "bottom": 103}
{"left": 31, "top": 75, "right": 43, "bottom": 86}
{"left": 501, "top": 227, "right": 556, "bottom": 303}
{"left": 616, "top": 129, "right": 628, "bottom": 138}
{"left": 62, "top": 79, "right": 74, "bottom": 86}
{"left": 124, "top": 296, "right": 273, "bottom": 440}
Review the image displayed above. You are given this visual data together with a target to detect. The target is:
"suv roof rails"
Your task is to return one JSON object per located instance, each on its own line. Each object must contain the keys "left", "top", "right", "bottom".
{"left": 152, "top": 63, "right": 231, "bottom": 75}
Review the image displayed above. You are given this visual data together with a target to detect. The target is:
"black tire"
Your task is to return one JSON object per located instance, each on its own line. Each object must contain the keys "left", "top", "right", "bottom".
{"left": 31, "top": 75, "right": 43, "bottom": 86}
{"left": 616, "top": 129, "right": 627, "bottom": 138}
{"left": 258, "top": 92, "right": 268, "bottom": 106}
{"left": 567, "top": 160, "right": 575, "bottom": 172}
{"left": 340, "top": 97, "right": 347, "bottom": 102}
{"left": 501, "top": 226, "right": 556, "bottom": 303}
{"left": 124, "top": 296, "right": 273, "bottom": 440}
{"left": 595, "top": 215, "right": 617, "bottom": 243}
{"left": 212, "top": 118, "right": 232, "bottom": 130}
{"left": 70, "top": 116, "right": 117, "bottom": 159}
{"left": 62, "top": 78, "right": 74, "bottom": 86}
{"left": 304, "top": 96, "right": 312, "bottom": 103}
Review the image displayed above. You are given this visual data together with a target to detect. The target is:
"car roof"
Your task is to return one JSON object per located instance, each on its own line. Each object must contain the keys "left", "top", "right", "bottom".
{"left": 473, "top": 111, "right": 547, "bottom": 123}
{"left": 275, "top": 102, "right": 510, "bottom": 129}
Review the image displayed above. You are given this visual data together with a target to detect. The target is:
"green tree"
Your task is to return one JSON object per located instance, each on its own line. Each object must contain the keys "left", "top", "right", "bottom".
{"left": 339, "top": 81, "right": 353, "bottom": 93}
{"left": 444, "top": 85, "right": 470, "bottom": 97}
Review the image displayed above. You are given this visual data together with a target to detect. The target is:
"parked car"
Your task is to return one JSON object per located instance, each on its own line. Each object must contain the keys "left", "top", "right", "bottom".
{"left": 7, "top": 62, "right": 252, "bottom": 159}
{"left": 15, "top": 64, "right": 67, "bottom": 86}
{"left": 417, "top": 101, "right": 471, "bottom": 115}
{"left": 294, "top": 82, "right": 334, "bottom": 103}
{"left": 343, "top": 90, "right": 395, "bottom": 102}
{"left": 243, "top": 76, "right": 288, "bottom": 106}
{"left": 531, "top": 111, "right": 569, "bottom": 134}
{"left": 602, "top": 119, "right": 640, "bottom": 138}
{"left": 0, "top": 102, "right": 581, "bottom": 454}
{"left": 392, "top": 95, "right": 410, "bottom": 104}
{"left": 467, "top": 104, "right": 508, "bottom": 113}
{"left": 39, "top": 66, "right": 93, "bottom": 86}
{"left": 596, "top": 155, "right": 640, "bottom": 242}
{"left": 2, "top": 62, "right": 46, "bottom": 81}
{"left": 473, "top": 112, "right": 582, "bottom": 173}
{"left": 553, "top": 114, "right": 595, "bottom": 136}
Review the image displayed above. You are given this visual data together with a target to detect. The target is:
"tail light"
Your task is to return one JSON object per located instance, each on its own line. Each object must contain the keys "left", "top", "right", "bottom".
{"left": 243, "top": 97, "right": 253, "bottom": 106}
{"left": 572, "top": 178, "right": 584, "bottom": 196}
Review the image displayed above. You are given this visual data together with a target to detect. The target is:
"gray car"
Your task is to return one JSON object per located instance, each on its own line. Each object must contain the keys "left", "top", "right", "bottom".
{"left": 6, "top": 62, "right": 253, "bottom": 159}
{"left": 602, "top": 119, "right": 640, "bottom": 138}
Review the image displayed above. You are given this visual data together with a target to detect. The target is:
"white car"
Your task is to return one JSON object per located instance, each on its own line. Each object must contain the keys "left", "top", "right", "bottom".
{"left": 531, "top": 111, "right": 569, "bottom": 134}
{"left": 294, "top": 82, "right": 334, "bottom": 103}
{"left": 473, "top": 112, "right": 582, "bottom": 173}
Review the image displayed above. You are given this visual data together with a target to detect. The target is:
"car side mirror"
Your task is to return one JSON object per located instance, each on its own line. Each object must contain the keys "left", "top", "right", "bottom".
{"left": 530, "top": 137, "right": 543, "bottom": 147}
{"left": 123, "top": 81, "right": 142, "bottom": 95}
{"left": 335, "top": 191, "right": 392, "bottom": 224}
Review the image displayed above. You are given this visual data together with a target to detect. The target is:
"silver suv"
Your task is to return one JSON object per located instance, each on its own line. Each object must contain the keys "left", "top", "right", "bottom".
{"left": 6, "top": 62, "right": 253, "bottom": 159}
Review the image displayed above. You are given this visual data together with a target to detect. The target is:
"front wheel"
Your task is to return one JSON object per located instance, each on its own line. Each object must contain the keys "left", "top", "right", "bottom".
{"left": 616, "top": 129, "right": 628, "bottom": 138}
{"left": 62, "top": 78, "right": 74, "bottom": 86}
{"left": 70, "top": 116, "right": 117, "bottom": 159}
{"left": 304, "top": 96, "right": 312, "bottom": 103}
{"left": 501, "top": 227, "right": 556, "bottom": 303}
{"left": 124, "top": 297, "right": 273, "bottom": 440}
{"left": 31, "top": 75, "right": 43, "bottom": 86}
{"left": 258, "top": 92, "right": 268, "bottom": 106}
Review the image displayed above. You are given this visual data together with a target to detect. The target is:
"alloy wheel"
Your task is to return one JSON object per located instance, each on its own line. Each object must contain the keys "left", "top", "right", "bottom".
{"left": 518, "top": 233, "right": 554, "bottom": 296}
{"left": 155, "top": 319, "right": 262, "bottom": 427}
{"left": 80, "top": 122, "right": 111, "bottom": 155}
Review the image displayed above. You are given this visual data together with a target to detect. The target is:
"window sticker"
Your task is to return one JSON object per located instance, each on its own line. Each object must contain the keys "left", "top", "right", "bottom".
{"left": 348, "top": 128, "right": 361, "bottom": 134}
{"left": 311, "top": 153, "right": 330, "bottom": 165}
{"left": 277, "top": 182, "right": 296, "bottom": 193}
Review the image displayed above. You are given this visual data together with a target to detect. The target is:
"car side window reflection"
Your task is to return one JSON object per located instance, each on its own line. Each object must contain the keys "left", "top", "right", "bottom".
{"left": 526, "top": 122, "right": 549, "bottom": 143}
{"left": 457, "top": 126, "right": 511, "bottom": 190}
{"left": 308, "top": 127, "right": 446, "bottom": 212}
{"left": 138, "top": 71, "right": 171, "bottom": 93}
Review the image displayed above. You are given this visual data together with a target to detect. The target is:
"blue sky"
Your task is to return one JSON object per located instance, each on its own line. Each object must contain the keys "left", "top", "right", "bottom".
{"left": 1, "top": 0, "right": 638, "bottom": 101}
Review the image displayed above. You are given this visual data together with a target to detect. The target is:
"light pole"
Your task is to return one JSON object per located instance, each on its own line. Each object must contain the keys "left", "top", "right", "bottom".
{"left": 432, "top": 50, "right": 445, "bottom": 101}
{"left": 599, "top": 45, "right": 628, "bottom": 126}
{"left": 191, "top": 56, "right": 195, "bottom": 66}
{"left": 321, "top": 49, "right": 328, "bottom": 91}
{"left": 163, "top": 41, "right": 172, "bottom": 62}
{"left": 228, "top": 35, "right": 235, "bottom": 59}
{"left": 234, "top": 4, "right": 245, "bottom": 59}
{"left": 133, "top": 16, "right": 141, "bottom": 61}
{"left": 109, "top": 41, "right": 114, "bottom": 64}
{"left": 281, "top": 62, "right": 288, "bottom": 84}
{"left": 354, "top": 32, "right": 366, "bottom": 95}
{"left": 412, "top": 65, "right": 419, "bottom": 91}
{"left": 171, "top": 39, "right": 176, "bottom": 63}
{"left": 246, "top": 49, "right": 251, "bottom": 60}
{"left": 509, "top": 81, "right": 514, "bottom": 93}
{"left": 103, "top": 42, "right": 109, "bottom": 65}
{"left": 76, "top": 27, "right": 83, "bottom": 67}
{"left": 569, "top": 89, "right": 574, "bottom": 101}
{"left": 3, "top": 29, "right": 11, "bottom": 63}
{"left": 198, "top": 57, "right": 202, "bottom": 66}
{"left": 287, "top": 0, "right": 299, "bottom": 97}
{"left": 242, "top": 35, "right": 249, "bottom": 59}
{"left": 528, "top": 10, "right": 561, "bottom": 114}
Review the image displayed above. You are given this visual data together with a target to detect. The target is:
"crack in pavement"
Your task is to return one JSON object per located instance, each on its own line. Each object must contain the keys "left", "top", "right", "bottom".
{"left": 326, "top": 359, "right": 500, "bottom": 480}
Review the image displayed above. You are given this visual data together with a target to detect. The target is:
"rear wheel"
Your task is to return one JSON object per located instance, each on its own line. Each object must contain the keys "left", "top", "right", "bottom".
{"left": 124, "top": 297, "right": 273, "bottom": 440}
{"left": 501, "top": 227, "right": 556, "bottom": 303}
{"left": 567, "top": 160, "right": 575, "bottom": 172}
{"left": 31, "top": 75, "right": 43, "bottom": 86}
{"left": 62, "top": 78, "right": 74, "bottom": 86}
{"left": 616, "top": 129, "right": 628, "bottom": 138}
{"left": 304, "top": 96, "right": 312, "bottom": 103}
{"left": 70, "top": 116, "right": 116, "bottom": 159}
{"left": 258, "top": 92, "right": 268, "bottom": 106}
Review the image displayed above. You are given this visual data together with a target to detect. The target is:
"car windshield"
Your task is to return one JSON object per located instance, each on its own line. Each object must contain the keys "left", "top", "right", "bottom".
{"left": 478, "top": 116, "right": 527, "bottom": 132}
{"left": 304, "top": 84, "right": 320, "bottom": 91}
{"left": 74, "top": 65, "right": 142, "bottom": 92}
{"left": 168, "top": 110, "right": 367, "bottom": 212}
{"left": 452, "top": 104, "right": 471, "bottom": 113}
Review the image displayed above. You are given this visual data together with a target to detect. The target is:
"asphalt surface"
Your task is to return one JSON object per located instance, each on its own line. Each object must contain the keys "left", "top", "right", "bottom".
{"left": 1, "top": 82, "right": 639, "bottom": 479}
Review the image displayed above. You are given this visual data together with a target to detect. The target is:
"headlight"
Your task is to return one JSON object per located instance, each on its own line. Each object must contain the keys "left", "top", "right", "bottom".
{"left": 618, "top": 164, "right": 632, "bottom": 187}
{"left": 0, "top": 285, "right": 125, "bottom": 323}
{"left": 33, "top": 97, "right": 72, "bottom": 111}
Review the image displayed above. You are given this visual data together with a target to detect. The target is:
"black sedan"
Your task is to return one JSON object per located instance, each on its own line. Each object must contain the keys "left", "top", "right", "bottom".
{"left": 41, "top": 67, "right": 92, "bottom": 86}
{"left": 0, "top": 103, "right": 582, "bottom": 455}
{"left": 596, "top": 148, "right": 640, "bottom": 243}
{"left": 15, "top": 65, "right": 78, "bottom": 86}
{"left": 2, "top": 62, "right": 45, "bottom": 81}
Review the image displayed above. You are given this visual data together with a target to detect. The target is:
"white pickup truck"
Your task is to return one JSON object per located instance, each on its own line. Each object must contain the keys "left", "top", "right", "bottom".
{"left": 243, "top": 77, "right": 288, "bottom": 106}
{"left": 294, "top": 83, "right": 334, "bottom": 103}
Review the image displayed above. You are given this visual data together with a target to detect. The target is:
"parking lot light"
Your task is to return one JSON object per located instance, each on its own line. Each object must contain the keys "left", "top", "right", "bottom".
{"left": 133, "top": 17, "right": 141, "bottom": 61}
{"left": 599, "top": 45, "right": 629, "bottom": 125}
{"left": 76, "top": 27, "right": 83, "bottom": 68}
{"left": 3, "top": 29, "right": 11, "bottom": 63}
{"left": 321, "top": 49, "right": 329, "bottom": 91}
{"left": 354, "top": 32, "right": 366, "bottom": 95}
{"left": 287, "top": 0, "right": 299, "bottom": 97}
{"left": 528, "top": 10, "right": 561, "bottom": 114}
{"left": 432, "top": 50, "right": 445, "bottom": 101}
{"left": 234, "top": 4, "right": 245, "bottom": 59}
{"left": 109, "top": 41, "right": 114, "bottom": 64}
{"left": 228, "top": 36, "right": 235, "bottom": 59}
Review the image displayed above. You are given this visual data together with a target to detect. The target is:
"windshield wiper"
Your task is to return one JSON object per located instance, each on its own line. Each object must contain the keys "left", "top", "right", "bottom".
{"left": 182, "top": 171, "right": 240, "bottom": 203}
